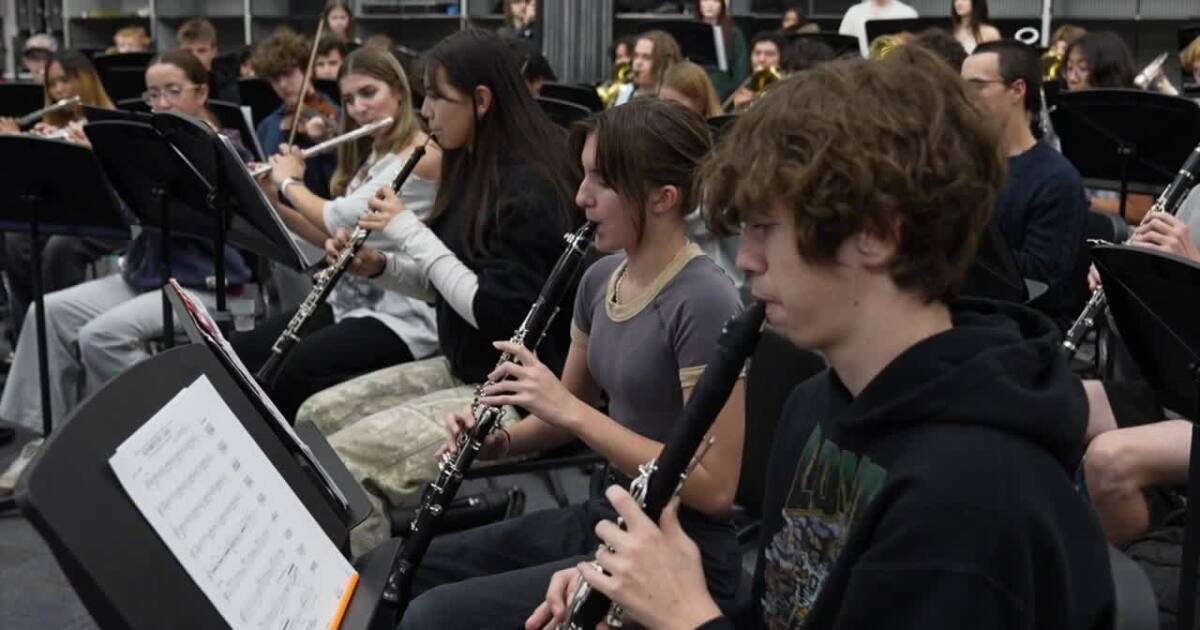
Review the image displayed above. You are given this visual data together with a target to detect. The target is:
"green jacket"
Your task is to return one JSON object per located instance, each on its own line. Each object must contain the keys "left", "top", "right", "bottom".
{"left": 706, "top": 25, "right": 750, "bottom": 101}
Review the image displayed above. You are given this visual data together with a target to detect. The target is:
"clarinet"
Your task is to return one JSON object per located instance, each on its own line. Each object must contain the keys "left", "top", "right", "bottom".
{"left": 565, "top": 301, "right": 766, "bottom": 629}
{"left": 255, "top": 141, "right": 428, "bottom": 387}
{"left": 381, "top": 220, "right": 598, "bottom": 613}
{"left": 1063, "top": 141, "right": 1200, "bottom": 357}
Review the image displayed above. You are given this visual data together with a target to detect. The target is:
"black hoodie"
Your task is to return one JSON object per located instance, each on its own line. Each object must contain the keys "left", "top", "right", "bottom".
{"left": 705, "top": 299, "right": 1114, "bottom": 629}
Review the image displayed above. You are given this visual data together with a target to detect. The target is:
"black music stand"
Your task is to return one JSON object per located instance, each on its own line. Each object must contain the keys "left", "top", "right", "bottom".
{"left": 962, "top": 221, "right": 1027, "bottom": 304}
{"left": 0, "top": 136, "right": 130, "bottom": 436}
{"left": 863, "top": 17, "right": 947, "bottom": 43}
{"left": 536, "top": 96, "right": 590, "bottom": 129}
{"left": 635, "top": 19, "right": 725, "bottom": 70}
{"left": 1051, "top": 89, "right": 1200, "bottom": 219}
{"left": 1091, "top": 244, "right": 1200, "bottom": 630}
{"left": 14, "top": 344, "right": 396, "bottom": 630}
{"left": 0, "top": 82, "right": 45, "bottom": 117}
{"left": 209, "top": 99, "right": 267, "bottom": 161}
{"left": 315, "top": 77, "right": 341, "bottom": 104}
{"left": 85, "top": 118, "right": 214, "bottom": 343}
{"left": 238, "top": 77, "right": 284, "bottom": 127}
{"left": 782, "top": 31, "right": 860, "bottom": 59}
{"left": 538, "top": 83, "right": 604, "bottom": 113}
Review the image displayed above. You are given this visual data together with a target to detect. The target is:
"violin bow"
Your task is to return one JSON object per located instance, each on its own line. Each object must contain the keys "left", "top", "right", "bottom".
{"left": 286, "top": 14, "right": 327, "bottom": 147}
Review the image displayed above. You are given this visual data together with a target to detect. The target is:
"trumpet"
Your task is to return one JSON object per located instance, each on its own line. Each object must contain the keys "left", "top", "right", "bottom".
{"left": 722, "top": 65, "right": 783, "bottom": 111}
{"left": 17, "top": 96, "right": 82, "bottom": 130}
{"left": 1135, "top": 52, "right": 1180, "bottom": 96}
{"left": 597, "top": 61, "right": 632, "bottom": 109}
{"left": 250, "top": 116, "right": 393, "bottom": 177}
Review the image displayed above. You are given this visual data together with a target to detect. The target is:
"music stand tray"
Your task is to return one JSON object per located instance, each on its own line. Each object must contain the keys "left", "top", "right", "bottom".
{"left": 0, "top": 136, "right": 131, "bottom": 435}
{"left": 1092, "top": 243, "right": 1200, "bottom": 629}
{"left": 1051, "top": 89, "right": 1200, "bottom": 216}
{"left": 0, "top": 82, "right": 46, "bottom": 118}
{"left": 14, "top": 344, "right": 396, "bottom": 630}
{"left": 863, "top": 17, "right": 947, "bottom": 43}
{"left": 629, "top": 19, "right": 726, "bottom": 71}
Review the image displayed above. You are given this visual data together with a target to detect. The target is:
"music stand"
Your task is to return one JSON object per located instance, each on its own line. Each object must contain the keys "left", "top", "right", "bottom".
{"left": 14, "top": 344, "right": 397, "bottom": 630}
{"left": 1051, "top": 89, "right": 1200, "bottom": 219}
{"left": 238, "top": 77, "right": 284, "bottom": 127}
{"left": 0, "top": 83, "right": 45, "bottom": 117}
{"left": 782, "top": 32, "right": 860, "bottom": 59}
{"left": 633, "top": 19, "right": 726, "bottom": 71}
{"left": 0, "top": 136, "right": 130, "bottom": 436}
{"left": 863, "top": 17, "right": 947, "bottom": 44}
{"left": 536, "top": 96, "right": 591, "bottom": 129}
{"left": 1091, "top": 243, "right": 1200, "bottom": 630}
{"left": 85, "top": 119, "right": 215, "bottom": 343}
{"left": 95, "top": 67, "right": 149, "bottom": 104}
{"left": 538, "top": 83, "right": 604, "bottom": 113}
{"left": 208, "top": 99, "right": 266, "bottom": 162}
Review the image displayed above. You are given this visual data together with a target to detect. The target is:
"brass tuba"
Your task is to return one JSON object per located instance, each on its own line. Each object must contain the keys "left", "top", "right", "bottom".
{"left": 596, "top": 61, "right": 633, "bottom": 109}
{"left": 1134, "top": 52, "right": 1180, "bottom": 96}
{"left": 869, "top": 32, "right": 912, "bottom": 61}
{"left": 1041, "top": 48, "right": 1064, "bottom": 82}
{"left": 722, "top": 65, "right": 783, "bottom": 111}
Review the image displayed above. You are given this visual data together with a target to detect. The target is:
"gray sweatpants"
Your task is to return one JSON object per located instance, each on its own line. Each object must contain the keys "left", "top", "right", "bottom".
{"left": 0, "top": 274, "right": 216, "bottom": 432}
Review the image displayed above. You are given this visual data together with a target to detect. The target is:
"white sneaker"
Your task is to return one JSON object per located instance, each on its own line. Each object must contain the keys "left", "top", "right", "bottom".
{"left": 0, "top": 438, "right": 43, "bottom": 493}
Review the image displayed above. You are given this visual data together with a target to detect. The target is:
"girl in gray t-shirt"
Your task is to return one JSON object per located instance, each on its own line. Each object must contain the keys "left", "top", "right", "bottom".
{"left": 400, "top": 100, "right": 746, "bottom": 629}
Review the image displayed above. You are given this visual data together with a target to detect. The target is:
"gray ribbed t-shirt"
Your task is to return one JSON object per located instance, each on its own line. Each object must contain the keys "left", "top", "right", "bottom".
{"left": 571, "top": 243, "right": 742, "bottom": 443}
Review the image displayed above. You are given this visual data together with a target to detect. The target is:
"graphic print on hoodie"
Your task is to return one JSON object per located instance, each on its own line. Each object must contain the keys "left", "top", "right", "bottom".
{"left": 752, "top": 299, "right": 1115, "bottom": 630}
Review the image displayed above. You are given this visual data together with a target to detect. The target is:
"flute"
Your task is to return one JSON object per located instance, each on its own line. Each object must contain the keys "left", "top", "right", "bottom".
{"left": 17, "top": 96, "right": 82, "bottom": 130}
{"left": 250, "top": 116, "right": 393, "bottom": 177}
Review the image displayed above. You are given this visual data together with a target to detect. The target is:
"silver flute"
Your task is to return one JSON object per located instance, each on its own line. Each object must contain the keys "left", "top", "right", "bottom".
{"left": 250, "top": 116, "right": 393, "bottom": 177}
{"left": 1062, "top": 141, "right": 1200, "bottom": 357}
{"left": 16, "top": 96, "right": 81, "bottom": 130}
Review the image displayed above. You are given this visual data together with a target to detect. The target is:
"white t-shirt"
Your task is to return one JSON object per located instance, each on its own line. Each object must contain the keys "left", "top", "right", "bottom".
{"left": 838, "top": 0, "right": 919, "bottom": 57}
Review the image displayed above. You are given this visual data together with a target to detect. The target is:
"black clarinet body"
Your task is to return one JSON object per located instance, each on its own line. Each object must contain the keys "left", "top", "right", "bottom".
{"left": 382, "top": 220, "right": 598, "bottom": 613}
{"left": 255, "top": 142, "right": 427, "bottom": 387}
{"left": 566, "top": 301, "right": 766, "bottom": 629}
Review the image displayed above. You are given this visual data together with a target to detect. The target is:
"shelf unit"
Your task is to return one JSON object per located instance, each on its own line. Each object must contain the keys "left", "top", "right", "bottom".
{"left": 57, "top": 0, "right": 508, "bottom": 54}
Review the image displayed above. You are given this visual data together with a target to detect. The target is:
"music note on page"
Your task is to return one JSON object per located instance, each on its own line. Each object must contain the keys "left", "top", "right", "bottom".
{"left": 110, "top": 375, "right": 357, "bottom": 630}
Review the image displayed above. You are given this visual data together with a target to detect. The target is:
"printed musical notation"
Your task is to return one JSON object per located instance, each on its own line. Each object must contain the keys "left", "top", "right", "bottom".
{"left": 110, "top": 375, "right": 357, "bottom": 630}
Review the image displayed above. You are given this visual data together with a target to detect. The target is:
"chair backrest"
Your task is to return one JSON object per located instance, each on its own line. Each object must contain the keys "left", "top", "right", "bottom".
{"left": 536, "top": 96, "right": 591, "bottom": 129}
{"left": 736, "top": 328, "right": 826, "bottom": 518}
{"left": 539, "top": 82, "right": 604, "bottom": 113}
{"left": 1108, "top": 545, "right": 1160, "bottom": 630}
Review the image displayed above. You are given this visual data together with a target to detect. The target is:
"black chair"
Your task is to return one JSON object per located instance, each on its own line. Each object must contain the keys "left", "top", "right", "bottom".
{"left": 707, "top": 113, "right": 738, "bottom": 141}
{"left": 539, "top": 83, "right": 604, "bottom": 113}
{"left": 238, "top": 77, "right": 284, "bottom": 128}
{"left": 536, "top": 96, "right": 591, "bottom": 130}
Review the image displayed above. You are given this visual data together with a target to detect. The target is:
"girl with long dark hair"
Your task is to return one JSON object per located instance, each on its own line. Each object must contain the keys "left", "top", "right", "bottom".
{"left": 296, "top": 28, "right": 582, "bottom": 554}
{"left": 694, "top": 0, "right": 749, "bottom": 100}
{"left": 950, "top": 0, "right": 1000, "bottom": 53}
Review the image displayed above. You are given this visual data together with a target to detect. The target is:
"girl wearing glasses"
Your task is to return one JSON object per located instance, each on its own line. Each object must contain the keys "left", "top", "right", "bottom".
{"left": 0, "top": 49, "right": 252, "bottom": 441}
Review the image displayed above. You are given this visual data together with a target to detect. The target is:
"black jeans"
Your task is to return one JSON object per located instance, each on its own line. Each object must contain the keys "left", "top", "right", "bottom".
{"left": 2, "top": 234, "right": 123, "bottom": 338}
{"left": 398, "top": 491, "right": 740, "bottom": 630}
{"left": 231, "top": 304, "right": 414, "bottom": 421}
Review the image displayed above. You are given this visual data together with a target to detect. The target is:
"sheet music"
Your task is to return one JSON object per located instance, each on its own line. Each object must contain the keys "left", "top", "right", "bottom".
{"left": 713, "top": 25, "right": 729, "bottom": 73}
{"left": 109, "top": 375, "right": 357, "bottom": 630}
{"left": 168, "top": 280, "right": 349, "bottom": 511}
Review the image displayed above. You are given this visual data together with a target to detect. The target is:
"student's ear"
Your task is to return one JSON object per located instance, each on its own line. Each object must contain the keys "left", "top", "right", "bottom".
{"left": 474, "top": 85, "right": 494, "bottom": 119}
{"left": 649, "top": 184, "right": 681, "bottom": 216}
{"left": 854, "top": 218, "right": 901, "bottom": 269}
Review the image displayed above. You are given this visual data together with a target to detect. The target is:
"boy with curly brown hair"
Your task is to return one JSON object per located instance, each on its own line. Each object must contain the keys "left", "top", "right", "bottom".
{"left": 250, "top": 28, "right": 339, "bottom": 198}
{"left": 529, "top": 45, "right": 1115, "bottom": 630}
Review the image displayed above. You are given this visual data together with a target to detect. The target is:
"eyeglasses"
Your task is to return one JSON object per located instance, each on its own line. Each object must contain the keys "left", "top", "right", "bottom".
{"left": 142, "top": 84, "right": 202, "bottom": 104}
